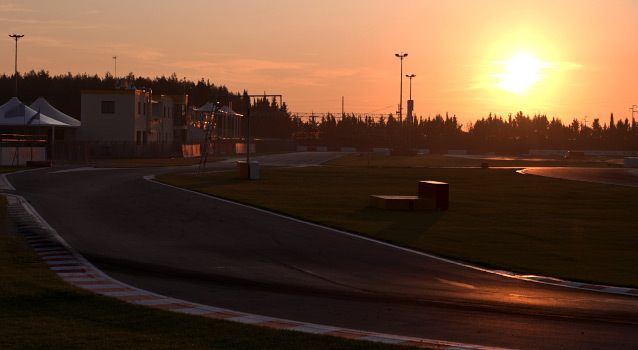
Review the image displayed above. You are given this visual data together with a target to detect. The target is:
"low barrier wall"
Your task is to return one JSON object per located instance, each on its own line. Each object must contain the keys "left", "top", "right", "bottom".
{"left": 0, "top": 147, "right": 46, "bottom": 165}
{"left": 181, "top": 144, "right": 201, "bottom": 158}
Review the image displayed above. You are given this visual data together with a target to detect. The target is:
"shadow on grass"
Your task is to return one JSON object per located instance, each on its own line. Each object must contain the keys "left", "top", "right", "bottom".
{"left": 348, "top": 206, "right": 446, "bottom": 245}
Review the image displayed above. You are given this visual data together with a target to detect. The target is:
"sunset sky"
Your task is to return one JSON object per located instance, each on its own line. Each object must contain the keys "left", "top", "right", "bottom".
{"left": 2, "top": 0, "right": 638, "bottom": 127}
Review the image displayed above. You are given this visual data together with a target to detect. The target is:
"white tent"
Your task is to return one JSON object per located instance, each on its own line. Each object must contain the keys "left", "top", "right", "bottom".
{"left": 195, "top": 103, "right": 242, "bottom": 117}
{"left": 29, "top": 97, "right": 80, "bottom": 127}
{"left": 0, "top": 97, "right": 67, "bottom": 126}
{"left": 196, "top": 102, "right": 217, "bottom": 113}
{"left": 218, "top": 105, "right": 242, "bottom": 117}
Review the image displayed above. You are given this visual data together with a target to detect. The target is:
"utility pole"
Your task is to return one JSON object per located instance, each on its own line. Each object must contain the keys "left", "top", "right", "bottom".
{"left": 629, "top": 105, "right": 637, "bottom": 131}
{"left": 9, "top": 34, "right": 25, "bottom": 97}
{"left": 113, "top": 56, "right": 117, "bottom": 79}
{"left": 395, "top": 52, "right": 408, "bottom": 124}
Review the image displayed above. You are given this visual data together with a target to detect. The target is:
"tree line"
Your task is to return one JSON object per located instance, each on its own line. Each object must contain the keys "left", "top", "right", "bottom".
{"left": 0, "top": 70, "right": 236, "bottom": 119}
{"left": 293, "top": 111, "right": 638, "bottom": 153}
{"left": 0, "top": 70, "right": 289, "bottom": 138}
{"left": 2, "top": 71, "right": 636, "bottom": 151}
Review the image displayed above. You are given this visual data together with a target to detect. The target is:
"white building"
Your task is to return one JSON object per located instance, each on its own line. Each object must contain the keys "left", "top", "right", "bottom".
{"left": 80, "top": 89, "right": 188, "bottom": 146}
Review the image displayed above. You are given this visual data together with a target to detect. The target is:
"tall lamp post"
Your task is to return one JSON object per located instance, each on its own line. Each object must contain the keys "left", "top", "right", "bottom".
{"left": 9, "top": 34, "right": 25, "bottom": 97}
{"left": 406, "top": 74, "right": 416, "bottom": 123}
{"left": 113, "top": 56, "right": 117, "bottom": 79}
{"left": 395, "top": 52, "right": 408, "bottom": 124}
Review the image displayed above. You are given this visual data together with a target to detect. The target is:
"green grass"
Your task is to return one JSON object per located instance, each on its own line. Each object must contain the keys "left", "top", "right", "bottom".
{"left": 157, "top": 159, "right": 638, "bottom": 288}
{"left": 325, "top": 152, "right": 619, "bottom": 168}
{"left": 0, "top": 166, "right": 28, "bottom": 173}
{"left": 92, "top": 157, "right": 225, "bottom": 168}
{"left": 91, "top": 152, "right": 287, "bottom": 168}
{"left": 0, "top": 169, "right": 418, "bottom": 349}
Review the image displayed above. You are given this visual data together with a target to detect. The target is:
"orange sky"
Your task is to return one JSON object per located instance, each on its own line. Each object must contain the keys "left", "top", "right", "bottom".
{"left": 3, "top": 0, "right": 638, "bottom": 127}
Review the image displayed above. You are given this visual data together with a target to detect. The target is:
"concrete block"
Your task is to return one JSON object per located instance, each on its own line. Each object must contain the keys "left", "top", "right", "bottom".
{"left": 237, "top": 161, "right": 259, "bottom": 180}
{"left": 418, "top": 181, "right": 449, "bottom": 210}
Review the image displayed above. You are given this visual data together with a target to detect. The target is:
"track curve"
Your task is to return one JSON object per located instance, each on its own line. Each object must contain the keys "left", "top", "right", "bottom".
{"left": 7, "top": 153, "right": 638, "bottom": 350}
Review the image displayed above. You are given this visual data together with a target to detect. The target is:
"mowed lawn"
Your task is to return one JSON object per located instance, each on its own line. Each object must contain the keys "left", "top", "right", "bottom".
{"left": 158, "top": 155, "right": 638, "bottom": 288}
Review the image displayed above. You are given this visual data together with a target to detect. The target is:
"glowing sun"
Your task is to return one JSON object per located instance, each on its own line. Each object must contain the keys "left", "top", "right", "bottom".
{"left": 497, "top": 52, "right": 543, "bottom": 94}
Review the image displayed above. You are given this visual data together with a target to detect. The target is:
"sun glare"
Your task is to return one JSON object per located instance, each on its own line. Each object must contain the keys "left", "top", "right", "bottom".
{"left": 497, "top": 52, "right": 543, "bottom": 94}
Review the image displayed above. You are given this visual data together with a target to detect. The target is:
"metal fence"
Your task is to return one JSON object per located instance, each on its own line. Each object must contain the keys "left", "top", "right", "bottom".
{"left": 87, "top": 141, "right": 181, "bottom": 159}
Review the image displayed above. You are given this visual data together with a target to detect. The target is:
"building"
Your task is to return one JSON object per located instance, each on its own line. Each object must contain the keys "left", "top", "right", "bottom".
{"left": 80, "top": 89, "right": 188, "bottom": 156}
{"left": 0, "top": 97, "right": 82, "bottom": 165}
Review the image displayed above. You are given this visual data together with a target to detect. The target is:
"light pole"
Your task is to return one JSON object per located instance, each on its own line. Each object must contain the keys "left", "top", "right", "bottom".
{"left": 9, "top": 34, "right": 25, "bottom": 97}
{"left": 395, "top": 52, "right": 408, "bottom": 124}
{"left": 406, "top": 74, "right": 416, "bottom": 100}
{"left": 406, "top": 74, "right": 416, "bottom": 123}
{"left": 113, "top": 56, "right": 117, "bottom": 79}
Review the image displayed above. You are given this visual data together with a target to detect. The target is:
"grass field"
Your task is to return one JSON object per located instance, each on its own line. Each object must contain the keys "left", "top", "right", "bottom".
{"left": 92, "top": 157, "right": 224, "bottom": 168}
{"left": 0, "top": 168, "right": 416, "bottom": 349}
{"left": 91, "top": 152, "right": 285, "bottom": 168}
{"left": 326, "top": 152, "right": 620, "bottom": 168}
{"left": 158, "top": 154, "right": 638, "bottom": 288}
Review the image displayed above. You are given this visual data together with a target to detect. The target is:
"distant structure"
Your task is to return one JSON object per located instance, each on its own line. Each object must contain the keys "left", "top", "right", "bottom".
{"left": 80, "top": 89, "right": 188, "bottom": 156}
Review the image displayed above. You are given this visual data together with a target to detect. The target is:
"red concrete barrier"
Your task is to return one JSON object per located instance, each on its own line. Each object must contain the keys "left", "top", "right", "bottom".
{"left": 418, "top": 181, "right": 449, "bottom": 210}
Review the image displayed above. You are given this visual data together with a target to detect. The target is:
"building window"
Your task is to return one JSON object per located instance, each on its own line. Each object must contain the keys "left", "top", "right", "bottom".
{"left": 101, "top": 101, "right": 115, "bottom": 114}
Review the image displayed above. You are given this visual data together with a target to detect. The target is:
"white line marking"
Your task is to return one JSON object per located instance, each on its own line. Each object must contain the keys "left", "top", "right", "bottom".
{"left": 49, "top": 167, "right": 121, "bottom": 174}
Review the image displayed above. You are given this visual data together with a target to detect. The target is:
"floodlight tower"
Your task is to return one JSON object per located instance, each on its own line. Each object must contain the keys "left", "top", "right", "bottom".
{"left": 406, "top": 74, "right": 416, "bottom": 123}
{"left": 113, "top": 56, "right": 117, "bottom": 79}
{"left": 395, "top": 52, "right": 408, "bottom": 123}
{"left": 9, "top": 34, "right": 25, "bottom": 97}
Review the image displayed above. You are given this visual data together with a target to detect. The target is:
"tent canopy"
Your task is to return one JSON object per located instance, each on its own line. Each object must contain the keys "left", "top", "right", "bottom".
{"left": 196, "top": 103, "right": 242, "bottom": 116}
{"left": 0, "top": 97, "right": 68, "bottom": 126}
{"left": 218, "top": 106, "right": 242, "bottom": 117}
{"left": 30, "top": 97, "right": 80, "bottom": 127}
{"left": 196, "top": 102, "right": 217, "bottom": 113}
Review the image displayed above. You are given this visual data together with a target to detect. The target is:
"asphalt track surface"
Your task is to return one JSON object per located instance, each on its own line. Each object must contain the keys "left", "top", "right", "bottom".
{"left": 521, "top": 167, "right": 638, "bottom": 187}
{"left": 7, "top": 153, "right": 638, "bottom": 350}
